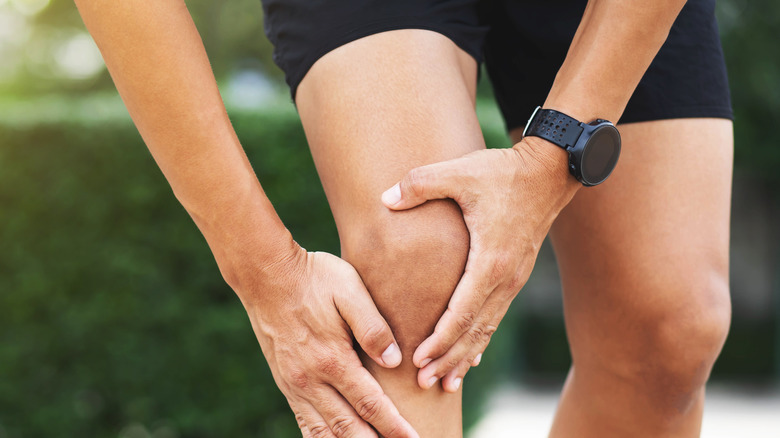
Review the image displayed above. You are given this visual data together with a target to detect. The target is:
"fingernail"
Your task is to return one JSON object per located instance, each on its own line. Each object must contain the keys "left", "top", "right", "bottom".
{"left": 381, "top": 184, "right": 402, "bottom": 206}
{"left": 452, "top": 378, "right": 462, "bottom": 390}
{"left": 419, "top": 358, "right": 432, "bottom": 368}
{"left": 473, "top": 353, "right": 482, "bottom": 367}
{"left": 426, "top": 376, "right": 438, "bottom": 389}
{"left": 381, "top": 343, "right": 402, "bottom": 367}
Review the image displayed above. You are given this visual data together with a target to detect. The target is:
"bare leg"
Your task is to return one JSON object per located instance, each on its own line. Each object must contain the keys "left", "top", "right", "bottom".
{"left": 513, "top": 119, "right": 732, "bottom": 437}
{"left": 296, "top": 29, "right": 484, "bottom": 437}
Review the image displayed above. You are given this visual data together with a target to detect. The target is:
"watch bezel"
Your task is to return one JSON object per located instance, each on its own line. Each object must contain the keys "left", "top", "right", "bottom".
{"left": 567, "top": 121, "right": 621, "bottom": 186}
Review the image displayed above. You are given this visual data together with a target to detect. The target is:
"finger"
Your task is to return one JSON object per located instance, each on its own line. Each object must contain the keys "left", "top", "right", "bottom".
{"left": 468, "top": 304, "right": 509, "bottom": 368}
{"left": 294, "top": 400, "right": 337, "bottom": 438}
{"left": 333, "top": 365, "right": 420, "bottom": 438}
{"left": 311, "top": 385, "right": 378, "bottom": 438}
{"left": 290, "top": 403, "right": 311, "bottom": 437}
{"left": 381, "top": 161, "right": 458, "bottom": 210}
{"left": 334, "top": 276, "right": 402, "bottom": 368}
{"left": 417, "top": 295, "right": 509, "bottom": 390}
{"left": 290, "top": 404, "right": 310, "bottom": 437}
{"left": 442, "top": 360, "right": 470, "bottom": 393}
{"left": 412, "top": 260, "right": 496, "bottom": 367}
{"left": 416, "top": 317, "right": 496, "bottom": 390}
{"left": 463, "top": 297, "right": 510, "bottom": 367}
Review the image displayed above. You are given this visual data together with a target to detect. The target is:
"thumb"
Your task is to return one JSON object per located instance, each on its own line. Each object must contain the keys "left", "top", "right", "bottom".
{"left": 381, "top": 163, "right": 455, "bottom": 210}
{"left": 335, "top": 283, "right": 403, "bottom": 368}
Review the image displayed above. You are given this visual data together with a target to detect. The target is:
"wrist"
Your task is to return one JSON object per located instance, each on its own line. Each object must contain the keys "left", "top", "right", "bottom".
{"left": 216, "top": 226, "right": 302, "bottom": 288}
{"left": 212, "top": 226, "right": 303, "bottom": 297}
{"left": 513, "top": 136, "right": 581, "bottom": 195}
{"left": 186, "top": 182, "right": 305, "bottom": 298}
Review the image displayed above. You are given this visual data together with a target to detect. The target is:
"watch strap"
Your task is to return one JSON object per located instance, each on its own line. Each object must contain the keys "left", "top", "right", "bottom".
{"left": 523, "top": 107, "right": 584, "bottom": 149}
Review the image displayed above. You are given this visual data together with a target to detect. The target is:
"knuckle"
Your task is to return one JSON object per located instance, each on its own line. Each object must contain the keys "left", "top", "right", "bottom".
{"left": 482, "top": 326, "right": 496, "bottom": 347}
{"left": 488, "top": 254, "right": 512, "bottom": 285}
{"left": 354, "top": 394, "right": 383, "bottom": 422}
{"left": 464, "top": 353, "right": 478, "bottom": 369}
{"left": 309, "top": 423, "right": 332, "bottom": 438}
{"left": 508, "top": 270, "right": 528, "bottom": 292}
{"left": 468, "top": 322, "right": 496, "bottom": 346}
{"left": 468, "top": 324, "right": 486, "bottom": 344}
{"left": 453, "top": 310, "right": 477, "bottom": 334}
{"left": 484, "top": 324, "right": 497, "bottom": 339}
{"left": 330, "top": 415, "right": 357, "bottom": 437}
{"left": 356, "top": 319, "right": 386, "bottom": 351}
{"left": 315, "top": 355, "right": 345, "bottom": 379}
{"left": 289, "top": 369, "right": 310, "bottom": 390}
{"left": 444, "top": 354, "right": 461, "bottom": 370}
{"left": 294, "top": 412, "right": 307, "bottom": 429}
{"left": 405, "top": 169, "right": 429, "bottom": 198}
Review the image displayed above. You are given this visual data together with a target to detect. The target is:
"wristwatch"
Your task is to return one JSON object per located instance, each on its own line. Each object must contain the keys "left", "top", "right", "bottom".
{"left": 522, "top": 106, "right": 621, "bottom": 186}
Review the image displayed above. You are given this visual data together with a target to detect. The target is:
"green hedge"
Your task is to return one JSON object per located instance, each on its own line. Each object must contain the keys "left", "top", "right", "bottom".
{"left": 0, "top": 105, "right": 513, "bottom": 437}
{"left": 1, "top": 84, "right": 777, "bottom": 436}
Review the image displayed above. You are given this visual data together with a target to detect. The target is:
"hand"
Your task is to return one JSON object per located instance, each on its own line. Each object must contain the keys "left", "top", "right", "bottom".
{"left": 239, "top": 248, "right": 419, "bottom": 438}
{"left": 381, "top": 137, "right": 580, "bottom": 392}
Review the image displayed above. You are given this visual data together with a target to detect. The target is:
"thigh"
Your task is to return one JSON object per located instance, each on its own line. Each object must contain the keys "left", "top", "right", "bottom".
{"left": 536, "top": 118, "right": 733, "bottom": 375}
{"left": 297, "top": 30, "right": 482, "bottom": 233}
{"left": 297, "top": 28, "right": 481, "bottom": 348}
{"left": 296, "top": 29, "right": 484, "bottom": 436}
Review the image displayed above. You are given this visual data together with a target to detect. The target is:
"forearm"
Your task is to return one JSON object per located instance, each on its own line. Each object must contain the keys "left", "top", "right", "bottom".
{"left": 545, "top": 0, "right": 687, "bottom": 122}
{"left": 75, "top": 0, "right": 296, "bottom": 288}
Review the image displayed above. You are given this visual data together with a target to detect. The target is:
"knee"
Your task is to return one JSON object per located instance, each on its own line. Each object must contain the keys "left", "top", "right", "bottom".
{"left": 341, "top": 199, "right": 470, "bottom": 354}
{"left": 617, "top": 269, "right": 731, "bottom": 407}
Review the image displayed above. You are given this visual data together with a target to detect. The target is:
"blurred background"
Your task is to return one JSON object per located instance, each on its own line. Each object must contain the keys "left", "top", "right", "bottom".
{"left": 0, "top": 0, "right": 777, "bottom": 437}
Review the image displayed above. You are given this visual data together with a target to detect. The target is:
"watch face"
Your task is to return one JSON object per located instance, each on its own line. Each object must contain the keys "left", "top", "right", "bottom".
{"left": 581, "top": 126, "right": 620, "bottom": 185}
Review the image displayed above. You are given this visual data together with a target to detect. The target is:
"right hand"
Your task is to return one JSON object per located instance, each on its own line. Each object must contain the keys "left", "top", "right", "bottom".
{"left": 239, "top": 248, "right": 419, "bottom": 438}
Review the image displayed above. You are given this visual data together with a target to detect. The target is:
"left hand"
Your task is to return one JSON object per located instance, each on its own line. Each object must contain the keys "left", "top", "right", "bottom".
{"left": 381, "top": 137, "right": 581, "bottom": 392}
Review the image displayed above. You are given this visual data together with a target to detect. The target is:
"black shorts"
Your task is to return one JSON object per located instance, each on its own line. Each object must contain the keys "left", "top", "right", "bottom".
{"left": 261, "top": 0, "right": 732, "bottom": 129}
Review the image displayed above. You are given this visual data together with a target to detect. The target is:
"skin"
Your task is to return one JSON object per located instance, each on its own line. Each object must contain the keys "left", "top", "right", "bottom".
{"left": 295, "top": 30, "right": 481, "bottom": 437}
{"left": 74, "top": 1, "right": 417, "bottom": 437}
{"left": 296, "top": 28, "right": 731, "bottom": 438}
{"left": 538, "top": 119, "right": 732, "bottom": 437}
{"left": 391, "top": 0, "right": 694, "bottom": 387}
{"left": 75, "top": 0, "right": 733, "bottom": 436}
{"left": 361, "top": 1, "right": 731, "bottom": 435}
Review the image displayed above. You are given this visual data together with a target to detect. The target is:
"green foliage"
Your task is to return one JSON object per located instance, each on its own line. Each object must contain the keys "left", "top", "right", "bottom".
{"left": 1, "top": 1, "right": 778, "bottom": 436}
{"left": 0, "top": 115, "right": 299, "bottom": 437}
{"left": 1, "top": 0, "right": 279, "bottom": 96}
{"left": 718, "top": 0, "right": 780, "bottom": 186}
{"left": 0, "top": 107, "right": 506, "bottom": 437}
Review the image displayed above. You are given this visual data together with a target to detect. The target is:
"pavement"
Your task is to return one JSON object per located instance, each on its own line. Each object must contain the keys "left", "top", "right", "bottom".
{"left": 468, "top": 383, "right": 780, "bottom": 438}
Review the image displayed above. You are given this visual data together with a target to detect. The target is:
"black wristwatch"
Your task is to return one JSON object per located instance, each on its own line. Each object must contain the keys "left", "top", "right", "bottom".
{"left": 522, "top": 106, "right": 621, "bottom": 186}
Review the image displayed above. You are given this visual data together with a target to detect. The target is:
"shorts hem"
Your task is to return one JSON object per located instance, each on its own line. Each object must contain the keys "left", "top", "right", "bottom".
{"left": 287, "top": 17, "right": 484, "bottom": 101}
{"left": 617, "top": 106, "right": 734, "bottom": 125}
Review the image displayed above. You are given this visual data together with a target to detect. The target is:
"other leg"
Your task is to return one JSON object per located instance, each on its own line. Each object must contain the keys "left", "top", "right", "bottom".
{"left": 509, "top": 119, "right": 733, "bottom": 437}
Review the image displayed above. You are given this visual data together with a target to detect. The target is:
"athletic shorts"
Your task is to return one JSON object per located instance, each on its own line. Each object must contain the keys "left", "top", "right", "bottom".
{"left": 261, "top": 0, "right": 733, "bottom": 129}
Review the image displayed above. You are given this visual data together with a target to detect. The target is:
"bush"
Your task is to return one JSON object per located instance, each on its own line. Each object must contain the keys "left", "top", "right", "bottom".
{"left": 0, "top": 105, "right": 506, "bottom": 437}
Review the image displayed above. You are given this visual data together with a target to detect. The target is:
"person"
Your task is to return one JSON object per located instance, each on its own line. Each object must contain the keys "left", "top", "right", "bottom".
{"left": 75, "top": 0, "right": 733, "bottom": 436}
